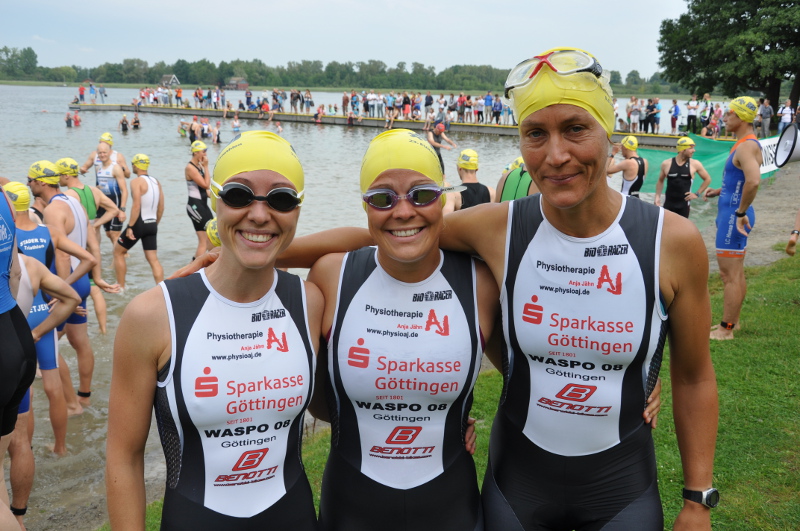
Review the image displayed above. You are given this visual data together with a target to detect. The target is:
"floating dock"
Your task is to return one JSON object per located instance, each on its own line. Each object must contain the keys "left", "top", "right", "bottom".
{"left": 68, "top": 103, "right": 694, "bottom": 148}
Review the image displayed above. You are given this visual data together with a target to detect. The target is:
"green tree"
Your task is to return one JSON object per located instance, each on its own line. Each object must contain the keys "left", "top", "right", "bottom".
{"left": 609, "top": 70, "right": 622, "bottom": 85}
{"left": 625, "top": 70, "right": 643, "bottom": 89}
{"left": 658, "top": 0, "right": 800, "bottom": 105}
{"left": 18, "top": 47, "right": 37, "bottom": 76}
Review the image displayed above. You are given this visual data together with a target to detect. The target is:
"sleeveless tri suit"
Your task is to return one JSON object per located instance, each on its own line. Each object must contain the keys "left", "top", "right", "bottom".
{"left": 155, "top": 270, "right": 317, "bottom": 530}
{"left": 715, "top": 135, "right": 759, "bottom": 257}
{"left": 662, "top": 157, "right": 693, "bottom": 218}
{"left": 0, "top": 190, "right": 36, "bottom": 436}
{"left": 482, "top": 194, "right": 667, "bottom": 530}
{"left": 319, "top": 247, "right": 484, "bottom": 531}
{"left": 50, "top": 194, "right": 91, "bottom": 325}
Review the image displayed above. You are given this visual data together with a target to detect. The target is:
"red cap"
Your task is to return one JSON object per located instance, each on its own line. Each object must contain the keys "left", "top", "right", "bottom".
{"left": 435, "top": 123, "right": 445, "bottom": 132}
{"left": 193, "top": 116, "right": 197, "bottom": 121}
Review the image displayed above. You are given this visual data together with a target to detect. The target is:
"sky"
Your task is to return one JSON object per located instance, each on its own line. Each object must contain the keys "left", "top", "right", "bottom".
{"left": 4, "top": 0, "right": 690, "bottom": 80}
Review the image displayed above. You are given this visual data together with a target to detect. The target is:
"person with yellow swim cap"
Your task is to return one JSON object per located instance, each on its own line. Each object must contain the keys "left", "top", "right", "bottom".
{"left": 704, "top": 95, "right": 763, "bottom": 341}
{"left": 495, "top": 156, "right": 541, "bottom": 202}
{"left": 261, "top": 128, "right": 491, "bottom": 530}
{"left": 425, "top": 47, "right": 714, "bottom": 530}
{"left": 118, "top": 114, "right": 129, "bottom": 133}
{"left": 654, "top": 136, "right": 711, "bottom": 218}
{"left": 58, "top": 156, "right": 120, "bottom": 335}
{"left": 112, "top": 153, "right": 164, "bottom": 290}
{"left": 106, "top": 130, "right": 320, "bottom": 531}
{"left": 606, "top": 134, "right": 649, "bottom": 197}
{"left": 452, "top": 148, "right": 496, "bottom": 209}
{"left": 185, "top": 139, "right": 213, "bottom": 259}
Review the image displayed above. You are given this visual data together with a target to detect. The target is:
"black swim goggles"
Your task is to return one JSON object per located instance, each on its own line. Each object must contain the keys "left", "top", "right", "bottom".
{"left": 214, "top": 182, "right": 303, "bottom": 211}
{"left": 362, "top": 184, "right": 464, "bottom": 210}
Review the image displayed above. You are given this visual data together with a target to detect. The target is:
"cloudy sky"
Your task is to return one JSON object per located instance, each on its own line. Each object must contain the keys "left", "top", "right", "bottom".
{"left": 5, "top": 0, "right": 689, "bottom": 79}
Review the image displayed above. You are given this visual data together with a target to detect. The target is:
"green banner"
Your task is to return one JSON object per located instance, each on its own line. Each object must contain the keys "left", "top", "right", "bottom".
{"left": 635, "top": 133, "right": 776, "bottom": 193}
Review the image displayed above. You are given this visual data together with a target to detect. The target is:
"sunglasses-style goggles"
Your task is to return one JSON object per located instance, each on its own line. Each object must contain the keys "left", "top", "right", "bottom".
{"left": 213, "top": 181, "right": 303, "bottom": 211}
{"left": 362, "top": 184, "right": 465, "bottom": 210}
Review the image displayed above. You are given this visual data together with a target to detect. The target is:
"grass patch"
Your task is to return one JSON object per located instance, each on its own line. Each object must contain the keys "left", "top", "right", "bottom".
{"left": 101, "top": 257, "right": 800, "bottom": 530}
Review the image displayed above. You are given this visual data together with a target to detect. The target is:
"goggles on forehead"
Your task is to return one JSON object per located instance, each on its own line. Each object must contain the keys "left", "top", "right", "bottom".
{"left": 504, "top": 49, "right": 604, "bottom": 99}
{"left": 212, "top": 181, "right": 303, "bottom": 211}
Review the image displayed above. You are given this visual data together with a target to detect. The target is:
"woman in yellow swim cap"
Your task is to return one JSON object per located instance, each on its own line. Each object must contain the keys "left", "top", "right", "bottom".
{"left": 106, "top": 131, "right": 321, "bottom": 530}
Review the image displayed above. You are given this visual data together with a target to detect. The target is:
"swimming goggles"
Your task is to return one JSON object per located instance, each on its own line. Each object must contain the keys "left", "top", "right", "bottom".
{"left": 504, "top": 50, "right": 604, "bottom": 99}
{"left": 362, "top": 184, "right": 465, "bottom": 210}
{"left": 213, "top": 182, "right": 303, "bottom": 211}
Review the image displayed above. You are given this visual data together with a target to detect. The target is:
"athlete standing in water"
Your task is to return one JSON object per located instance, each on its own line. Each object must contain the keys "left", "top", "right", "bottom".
{"left": 185, "top": 140, "right": 214, "bottom": 260}
{"left": 437, "top": 48, "right": 718, "bottom": 530}
{"left": 107, "top": 131, "right": 321, "bottom": 530}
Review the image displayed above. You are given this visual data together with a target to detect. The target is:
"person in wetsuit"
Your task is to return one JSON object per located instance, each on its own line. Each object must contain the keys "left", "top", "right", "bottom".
{"left": 607, "top": 135, "right": 647, "bottom": 197}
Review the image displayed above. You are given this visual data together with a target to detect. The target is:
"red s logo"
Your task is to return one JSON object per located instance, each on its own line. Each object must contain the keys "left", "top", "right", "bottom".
{"left": 348, "top": 338, "right": 370, "bottom": 368}
{"left": 195, "top": 367, "right": 218, "bottom": 397}
{"left": 522, "top": 295, "right": 544, "bottom": 324}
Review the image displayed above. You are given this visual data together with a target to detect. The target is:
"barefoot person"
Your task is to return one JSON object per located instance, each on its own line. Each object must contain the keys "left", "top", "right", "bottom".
{"left": 6, "top": 179, "right": 92, "bottom": 448}
{"left": 106, "top": 132, "right": 321, "bottom": 529}
{"left": 703, "top": 97, "right": 762, "bottom": 340}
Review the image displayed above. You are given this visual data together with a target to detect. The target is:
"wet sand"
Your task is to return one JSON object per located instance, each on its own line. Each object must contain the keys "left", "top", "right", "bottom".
{"left": 9, "top": 161, "right": 799, "bottom": 531}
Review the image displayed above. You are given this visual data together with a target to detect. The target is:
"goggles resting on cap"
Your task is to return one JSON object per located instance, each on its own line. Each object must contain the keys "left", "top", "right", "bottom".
{"left": 504, "top": 49, "right": 603, "bottom": 99}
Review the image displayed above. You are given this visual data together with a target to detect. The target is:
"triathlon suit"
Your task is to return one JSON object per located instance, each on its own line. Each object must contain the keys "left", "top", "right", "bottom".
{"left": 155, "top": 270, "right": 317, "bottom": 530}
{"left": 118, "top": 175, "right": 160, "bottom": 251}
{"left": 95, "top": 152, "right": 124, "bottom": 232}
{"left": 482, "top": 194, "right": 666, "bottom": 531}
{"left": 50, "top": 194, "right": 91, "bottom": 324}
{"left": 0, "top": 190, "right": 36, "bottom": 436}
{"left": 189, "top": 123, "right": 197, "bottom": 144}
{"left": 17, "top": 225, "right": 60, "bottom": 371}
{"left": 132, "top": 117, "right": 140, "bottom": 130}
{"left": 715, "top": 135, "right": 759, "bottom": 258}
{"left": 70, "top": 185, "right": 98, "bottom": 221}
{"left": 121, "top": 119, "right": 129, "bottom": 132}
{"left": 16, "top": 258, "right": 34, "bottom": 417}
{"left": 460, "top": 183, "right": 491, "bottom": 209}
{"left": 320, "top": 248, "right": 484, "bottom": 531}
{"left": 500, "top": 168, "right": 532, "bottom": 202}
{"left": 186, "top": 164, "right": 214, "bottom": 232}
{"left": 662, "top": 157, "right": 693, "bottom": 218}
{"left": 620, "top": 156, "right": 646, "bottom": 197}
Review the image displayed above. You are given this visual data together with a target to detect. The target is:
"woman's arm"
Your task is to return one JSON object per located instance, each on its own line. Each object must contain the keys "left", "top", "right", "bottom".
{"left": 106, "top": 288, "right": 170, "bottom": 530}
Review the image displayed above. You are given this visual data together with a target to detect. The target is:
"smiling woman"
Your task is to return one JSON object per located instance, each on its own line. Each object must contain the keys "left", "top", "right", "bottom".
{"left": 105, "top": 131, "right": 323, "bottom": 530}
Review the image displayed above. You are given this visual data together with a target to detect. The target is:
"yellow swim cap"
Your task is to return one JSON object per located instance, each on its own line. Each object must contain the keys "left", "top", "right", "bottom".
{"left": 3, "top": 182, "right": 30, "bottom": 212}
{"left": 729, "top": 96, "right": 758, "bottom": 123}
{"left": 457, "top": 149, "right": 479, "bottom": 170}
{"left": 56, "top": 158, "right": 80, "bottom": 176}
{"left": 507, "top": 47, "right": 615, "bottom": 137}
{"left": 211, "top": 131, "right": 304, "bottom": 212}
{"left": 99, "top": 132, "right": 114, "bottom": 146}
{"left": 191, "top": 140, "right": 207, "bottom": 152}
{"left": 676, "top": 137, "right": 696, "bottom": 152}
{"left": 505, "top": 156, "right": 525, "bottom": 172}
{"left": 360, "top": 129, "right": 443, "bottom": 194}
{"left": 28, "top": 160, "right": 60, "bottom": 185}
{"left": 205, "top": 218, "right": 221, "bottom": 247}
{"left": 621, "top": 136, "right": 638, "bottom": 151}
{"left": 132, "top": 154, "right": 150, "bottom": 171}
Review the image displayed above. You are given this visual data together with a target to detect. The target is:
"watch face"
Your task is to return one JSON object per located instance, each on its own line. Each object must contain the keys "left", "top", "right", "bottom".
{"left": 705, "top": 489, "right": 720, "bottom": 508}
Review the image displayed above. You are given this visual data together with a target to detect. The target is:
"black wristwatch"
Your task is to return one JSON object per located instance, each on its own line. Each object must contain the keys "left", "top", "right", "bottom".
{"left": 683, "top": 488, "right": 720, "bottom": 508}
{"left": 735, "top": 210, "right": 746, "bottom": 218}
{"left": 120, "top": 207, "right": 126, "bottom": 212}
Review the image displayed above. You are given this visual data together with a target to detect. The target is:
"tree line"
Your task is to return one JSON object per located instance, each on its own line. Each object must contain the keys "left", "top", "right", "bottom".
{"left": 2, "top": 45, "right": 681, "bottom": 94}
